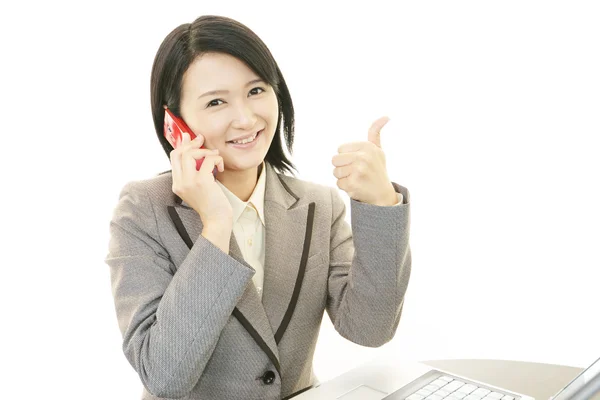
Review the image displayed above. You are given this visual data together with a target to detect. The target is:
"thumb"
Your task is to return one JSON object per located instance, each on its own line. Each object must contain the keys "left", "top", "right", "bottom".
{"left": 367, "top": 116, "right": 390, "bottom": 148}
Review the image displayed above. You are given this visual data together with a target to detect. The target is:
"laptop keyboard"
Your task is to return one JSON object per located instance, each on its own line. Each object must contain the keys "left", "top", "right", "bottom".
{"left": 405, "top": 375, "right": 516, "bottom": 400}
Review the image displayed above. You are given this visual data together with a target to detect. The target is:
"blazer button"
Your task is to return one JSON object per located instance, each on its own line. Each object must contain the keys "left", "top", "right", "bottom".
{"left": 261, "top": 370, "right": 276, "bottom": 385}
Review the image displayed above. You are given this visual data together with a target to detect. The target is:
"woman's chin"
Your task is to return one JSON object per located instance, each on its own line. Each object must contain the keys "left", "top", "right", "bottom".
{"left": 219, "top": 157, "right": 265, "bottom": 174}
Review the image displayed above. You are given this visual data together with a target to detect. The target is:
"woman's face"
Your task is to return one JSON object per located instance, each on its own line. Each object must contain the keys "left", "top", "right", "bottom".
{"left": 178, "top": 52, "right": 279, "bottom": 173}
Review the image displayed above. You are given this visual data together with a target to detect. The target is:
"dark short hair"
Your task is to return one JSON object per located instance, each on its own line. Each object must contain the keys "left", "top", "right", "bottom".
{"left": 150, "top": 15, "right": 298, "bottom": 176}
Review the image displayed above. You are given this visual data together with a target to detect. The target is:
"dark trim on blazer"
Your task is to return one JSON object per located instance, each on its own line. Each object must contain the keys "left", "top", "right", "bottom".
{"left": 167, "top": 205, "right": 282, "bottom": 377}
{"left": 276, "top": 173, "right": 300, "bottom": 202}
{"left": 282, "top": 385, "right": 314, "bottom": 399}
{"left": 232, "top": 308, "right": 281, "bottom": 377}
{"left": 173, "top": 193, "right": 190, "bottom": 208}
{"left": 166, "top": 171, "right": 313, "bottom": 381}
{"left": 167, "top": 206, "right": 194, "bottom": 249}
{"left": 274, "top": 202, "right": 315, "bottom": 344}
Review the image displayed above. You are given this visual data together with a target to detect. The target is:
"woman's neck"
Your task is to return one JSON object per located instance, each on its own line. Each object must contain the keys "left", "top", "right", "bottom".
{"left": 216, "top": 163, "right": 263, "bottom": 202}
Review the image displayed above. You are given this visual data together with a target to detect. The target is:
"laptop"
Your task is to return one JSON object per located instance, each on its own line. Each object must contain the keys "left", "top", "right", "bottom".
{"left": 294, "top": 355, "right": 600, "bottom": 400}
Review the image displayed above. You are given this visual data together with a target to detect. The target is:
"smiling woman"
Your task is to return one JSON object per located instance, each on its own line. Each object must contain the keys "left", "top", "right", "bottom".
{"left": 178, "top": 53, "right": 276, "bottom": 176}
{"left": 105, "top": 14, "right": 411, "bottom": 400}
{"left": 150, "top": 16, "right": 297, "bottom": 189}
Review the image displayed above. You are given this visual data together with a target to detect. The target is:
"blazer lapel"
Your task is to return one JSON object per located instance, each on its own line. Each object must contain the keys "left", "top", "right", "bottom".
{"left": 167, "top": 180, "right": 281, "bottom": 374}
{"left": 261, "top": 164, "right": 316, "bottom": 345}
{"left": 165, "top": 162, "right": 315, "bottom": 372}
{"left": 228, "top": 237, "right": 281, "bottom": 373}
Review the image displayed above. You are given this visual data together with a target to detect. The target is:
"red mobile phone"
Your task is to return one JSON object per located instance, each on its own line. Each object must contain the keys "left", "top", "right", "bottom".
{"left": 163, "top": 107, "right": 218, "bottom": 176}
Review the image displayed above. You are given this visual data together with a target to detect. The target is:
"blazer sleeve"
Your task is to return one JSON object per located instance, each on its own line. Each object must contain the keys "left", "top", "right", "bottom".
{"left": 104, "top": 182, "right": 255, "bottom": 398}
{"left": 326, "top": 182, "right": 411, "bottom": 347}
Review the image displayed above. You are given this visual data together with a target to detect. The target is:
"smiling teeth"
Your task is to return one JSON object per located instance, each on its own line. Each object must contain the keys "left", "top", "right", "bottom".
{"left": 232, "top": 132, "right": 258, "bottom": 144}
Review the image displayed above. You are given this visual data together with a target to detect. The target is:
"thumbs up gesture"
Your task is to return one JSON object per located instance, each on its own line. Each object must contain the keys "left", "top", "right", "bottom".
{"left": 332, "top": 116, "right": 398, "bottom": 206}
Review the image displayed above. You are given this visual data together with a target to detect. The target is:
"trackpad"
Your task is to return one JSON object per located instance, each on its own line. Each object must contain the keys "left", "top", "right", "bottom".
{"left": 337, "top": 385, "right": 388, "bottom": 400}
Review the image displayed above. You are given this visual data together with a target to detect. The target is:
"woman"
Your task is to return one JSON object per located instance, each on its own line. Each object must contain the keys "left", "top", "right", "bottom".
{"left": 105, "top": 15, "right": 411, "bottom": 400}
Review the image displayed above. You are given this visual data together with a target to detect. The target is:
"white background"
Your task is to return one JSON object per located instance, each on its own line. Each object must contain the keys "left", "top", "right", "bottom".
{"left": 1, "top": 1, "right": 599, "bottom": 398}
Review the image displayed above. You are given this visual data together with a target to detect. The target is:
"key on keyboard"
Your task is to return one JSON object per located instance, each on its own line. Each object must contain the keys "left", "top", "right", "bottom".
{"left": 404, "top": 374, "right": 517, "bottom": 400}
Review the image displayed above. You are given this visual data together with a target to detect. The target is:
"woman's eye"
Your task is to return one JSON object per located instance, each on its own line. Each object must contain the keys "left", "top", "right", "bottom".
{"left": 249, "top": 87, "right": 265, "bottom": 96}
{"left": 206, "top": 88, "right": 264, "bottom": 108}
{"left": 207, "top": 99, "right": 224, "bottom": 108}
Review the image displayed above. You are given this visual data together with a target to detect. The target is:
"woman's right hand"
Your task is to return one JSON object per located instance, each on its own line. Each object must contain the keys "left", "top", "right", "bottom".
{"left": 170, "top": 132, "right": 233, "bottom": 230}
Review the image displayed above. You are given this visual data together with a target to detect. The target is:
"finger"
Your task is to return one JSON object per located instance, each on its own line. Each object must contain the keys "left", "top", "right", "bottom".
{"left": 199, "top": 154, "right": 223, "bottom": 176}
{"left": 181, "top": 147, "right": 199, "bottom": 184}
{"left": 187, "top": 148, "right": 220, "bottom": 158}
{"left": 333, "top": 164, "right": 353, "bottom": 179}
{"left": 189, "top": 133, "right": 205, "bottom": 149}
{"left": 336, "top": 176, "right": 351, "bottom": 193}
{"left": 170, "top": 149, "right": 182, "bottom": 190}
{"left": 181, "top": 132, "right": 205, "bottom": 151}
{"left": 332, "top": 152, "right": 361, "bottom": 167}
{"left": 338, "top": 141, "right": 368, "bottom": 154}
{"left": 367, "top": 116, "right": 390, "bottom": 148}
{"left": 183, "top": 149, "right": 219, "bottom": 178}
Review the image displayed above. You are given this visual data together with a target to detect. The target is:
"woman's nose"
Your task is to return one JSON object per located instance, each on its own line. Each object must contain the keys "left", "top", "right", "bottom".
{"left": 232, "top": 103, "right": 257, "bottom": 128}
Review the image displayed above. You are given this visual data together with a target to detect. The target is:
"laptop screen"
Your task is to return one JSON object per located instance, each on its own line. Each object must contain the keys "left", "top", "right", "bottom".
{"left": 551, "top": 356, "right": 600, "bottom": 400}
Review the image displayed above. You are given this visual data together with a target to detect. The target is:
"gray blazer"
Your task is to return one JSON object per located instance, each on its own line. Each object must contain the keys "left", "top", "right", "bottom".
{"left": 105, "top": 161, "right": 411, "bottom": 400}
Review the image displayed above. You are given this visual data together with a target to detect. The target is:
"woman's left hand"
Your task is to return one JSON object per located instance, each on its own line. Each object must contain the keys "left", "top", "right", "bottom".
{"left": 332, "top": 116, "right": 398, "bottom": 207}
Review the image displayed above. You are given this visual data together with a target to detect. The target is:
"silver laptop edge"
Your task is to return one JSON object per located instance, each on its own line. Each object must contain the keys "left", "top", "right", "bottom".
{"left": 294, "top": 355, "right": 600, "bottom": 400}
{"left": 551, "top": 356, "right": 600, "bottom": 400}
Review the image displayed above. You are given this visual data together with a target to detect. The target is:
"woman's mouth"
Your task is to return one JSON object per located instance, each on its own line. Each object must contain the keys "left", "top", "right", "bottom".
{"left": 227, "top": 129, "right": 263, "bottom": 149}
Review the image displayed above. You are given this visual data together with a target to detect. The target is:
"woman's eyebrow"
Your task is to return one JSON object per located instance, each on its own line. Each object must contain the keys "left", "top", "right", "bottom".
{"left": 197, "top": 79, "right": 264, "bottom": 99}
